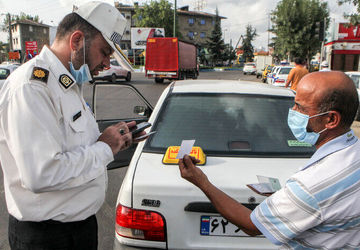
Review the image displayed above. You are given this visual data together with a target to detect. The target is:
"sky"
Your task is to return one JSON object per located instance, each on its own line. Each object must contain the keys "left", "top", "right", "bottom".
{"left": 0, "top": 0, "right": 356, "bottom": 49}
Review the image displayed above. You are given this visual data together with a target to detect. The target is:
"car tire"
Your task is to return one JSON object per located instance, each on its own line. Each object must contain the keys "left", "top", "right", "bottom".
{"left": 111, "top": 74, "right": 117, "bottom": 83}
{"left": 125, "top": 72, "right": 131, "bottom": 82}
{"left": 155, "top": 78, "right": 164, "bottom": 83}
{"left": 243, "top": 72, "right": 247, "bottom": 75}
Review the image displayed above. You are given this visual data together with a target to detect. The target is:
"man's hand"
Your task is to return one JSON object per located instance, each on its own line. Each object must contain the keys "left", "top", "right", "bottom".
{"left": 98, "top": 121, "right": 136, "bottom": 155}
{"left": 178, "top": 155, "right": 208, "bottom": 188}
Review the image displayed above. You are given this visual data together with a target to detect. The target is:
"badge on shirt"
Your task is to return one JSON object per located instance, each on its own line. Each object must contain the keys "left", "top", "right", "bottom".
{"left": 30, "top": 67, "right": 49, "bottom": 84}
{"left": 73, "top": 111, "right": 82, "bottom": 122}
{"left": 59, "top": 74, "right": 74, "bottom": 89}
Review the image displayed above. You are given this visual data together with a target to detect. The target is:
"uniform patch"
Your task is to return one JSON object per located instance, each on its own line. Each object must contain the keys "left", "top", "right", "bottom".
{"left": 59, "top": 74, "right": 74, "bottom": 89}
{"left": 30, "top": 67, "right": 49, "bottom": 83}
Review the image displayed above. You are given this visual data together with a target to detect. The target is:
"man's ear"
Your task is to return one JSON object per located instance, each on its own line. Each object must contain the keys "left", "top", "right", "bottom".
{"left": 69, "top": 31, "right": 84, "bottom": 51}
{"left": 326, "top": 111, "right": 341, "bottom": 130}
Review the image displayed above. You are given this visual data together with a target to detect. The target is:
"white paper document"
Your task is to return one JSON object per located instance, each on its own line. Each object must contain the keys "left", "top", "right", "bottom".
{"left": 176, "top": 140, "right": 196, "bottom": 159}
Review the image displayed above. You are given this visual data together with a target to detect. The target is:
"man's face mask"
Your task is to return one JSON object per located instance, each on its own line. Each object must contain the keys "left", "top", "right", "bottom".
{"left": 69, "top": 38, "right": 92, "bottom": 85}
{"left": 287, "top": 109, "right": 330, "bottom": 145}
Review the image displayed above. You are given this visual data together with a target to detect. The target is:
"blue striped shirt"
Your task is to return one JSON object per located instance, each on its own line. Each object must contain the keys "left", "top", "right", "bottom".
{"left": 251, "top": 130, "right": 360, "bottom": 249}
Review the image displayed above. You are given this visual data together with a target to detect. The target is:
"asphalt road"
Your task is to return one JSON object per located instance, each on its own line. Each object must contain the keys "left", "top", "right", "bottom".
{"left": 1, "top": 70, "right": 359, "bottom": 250}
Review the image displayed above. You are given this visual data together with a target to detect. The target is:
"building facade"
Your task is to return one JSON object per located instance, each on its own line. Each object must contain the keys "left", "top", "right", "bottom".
{"left": 115, "top": 3, "right": 225, "bottom": 50}
{"left": 11, "top": 20, "right": 50, "bottom": 62}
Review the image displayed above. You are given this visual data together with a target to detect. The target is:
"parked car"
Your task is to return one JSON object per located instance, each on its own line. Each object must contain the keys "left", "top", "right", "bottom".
{"left": 243, "top": 62, "right": 256, "bottom": 75}
{"left": 113, "top": 80, "right": 315, "bottom": 249}
{"left": 270, "top": 66, "right": 294, "bottom": 87}
{"left": 0, "top": 64, "right": 19, "bottom": 89}
{"left": 94, "top": 58, "right": 131, "bottom": 82}
{"left": 345, "top": 71, "right": 360, "bottom": 121}
{"left": 266, "top": 66, "right": 280, "bottom": 84}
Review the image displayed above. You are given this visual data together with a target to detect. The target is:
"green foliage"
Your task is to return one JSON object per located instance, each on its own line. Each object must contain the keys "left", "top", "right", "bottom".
{"left": 271, "top": 0, "right": 329, "bottom": 62}
{"left": 133, "top": 0, "right": 181, "bottom": 38}
{"left": 338, "top": 0, "right": 360, "bottom": 25}
{"left": 241, "top": 25, "right": 257, "bottom": 62}
{"left": 206, "top": 8, "right": 226, "bottom": 66}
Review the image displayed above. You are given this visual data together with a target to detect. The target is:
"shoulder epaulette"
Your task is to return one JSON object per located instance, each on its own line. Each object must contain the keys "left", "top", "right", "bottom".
{"left": 30, "top": 67, "right": 49, "bottom": 84}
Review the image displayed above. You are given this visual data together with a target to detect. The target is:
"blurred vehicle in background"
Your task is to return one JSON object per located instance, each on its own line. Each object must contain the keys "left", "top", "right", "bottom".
{"left": 345, "top": 71, "right": 360, "bottom": 121}
{"left": 94, "top": 59, "right": 131, "bottom": 83}
{"left": 0, "top": 64, "right": 20, "bottom": 89}
{"left": 270, "top": 66, "right": 294, "bottom": 87}
{"left": 243, "top": 62, "right": 256, "bottom": 75}
{"left": 255, "top": 55, "right": 272, "bottom": 78}
{"left": 266, "top": 66, "right": 280, "bottom": 84}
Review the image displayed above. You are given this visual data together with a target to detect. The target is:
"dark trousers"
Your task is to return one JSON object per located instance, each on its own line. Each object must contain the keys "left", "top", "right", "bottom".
{"left": 8, "top": 214, "right": 98, "bottom": 250}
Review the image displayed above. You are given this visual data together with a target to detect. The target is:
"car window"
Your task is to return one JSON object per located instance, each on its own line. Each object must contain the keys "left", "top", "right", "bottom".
{"left": 0, "top": 68, "right": 10, "bottom": 80}
{"left": 110, "top": 60, "right": 119, "bottom": 66}
{"left": 350, "top": 75, "right": 360, "bottom": 88}
{"left": 279, "top": 68, "right": 292, "bottom": 74}
{"left": 245, "top": 63, "right": 255, "bottom": 66}
{"left": 144, "top": 93, "right": 315, "bottom": 157}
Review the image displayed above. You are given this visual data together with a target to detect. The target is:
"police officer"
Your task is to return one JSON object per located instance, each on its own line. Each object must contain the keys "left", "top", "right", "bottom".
{"left": 0, "top": 2, "right": 142, "bottom": 249}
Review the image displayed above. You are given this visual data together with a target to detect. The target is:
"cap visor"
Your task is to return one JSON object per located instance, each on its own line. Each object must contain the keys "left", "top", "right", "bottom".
{"left": 104, "top": 36, "right": 134, "bottom": 72}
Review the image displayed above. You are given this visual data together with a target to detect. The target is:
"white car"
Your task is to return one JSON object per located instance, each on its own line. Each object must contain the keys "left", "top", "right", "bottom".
{"left": 345, "top": 71, "right": 360, "bottom": 121}
{"left": 243, "top": 62, "right": 256, "bottom": 75}
{"left": 266, "top": 66, "right": 280, "bottom": 84}
{"left": 113, "top": 80, "right": 314, "bottom": 249}
{"left": 0, "top": 64, "right": 19, "bottom": 89}
{"left": 271, "top": 66, "right": 294, "bottom": 87}
{"left": 94, "top": 58, "right": 131, "bottom": 82}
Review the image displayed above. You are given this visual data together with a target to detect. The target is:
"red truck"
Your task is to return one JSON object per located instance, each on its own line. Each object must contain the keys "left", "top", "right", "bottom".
{"left": 145, "top": 37, "right": 198, "bottom": 83}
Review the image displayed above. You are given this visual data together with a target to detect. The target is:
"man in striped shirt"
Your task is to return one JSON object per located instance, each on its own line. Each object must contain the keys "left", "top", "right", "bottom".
{"left": 179, "top": 71, "right": 360, "bottom": 249}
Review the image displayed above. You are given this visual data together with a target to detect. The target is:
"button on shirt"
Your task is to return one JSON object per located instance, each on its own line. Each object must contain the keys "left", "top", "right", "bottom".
{"left": 251, "top": 130, "right": 360, "bottom": 249}
{"left": 0, "top": 46, "right": 114, "bottom": 222}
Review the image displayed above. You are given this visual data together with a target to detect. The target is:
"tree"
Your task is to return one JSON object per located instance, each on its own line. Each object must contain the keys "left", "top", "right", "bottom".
{"left": 241, "top": 25, "right": 257, "bottom": 62}
{"left": 224, "top": 44, "right": 237, "bottom": 65}
{"left": 338, "top": 0, "right": 360, "bottom": 25}
{"left": 271, "top": 0, "right": 329, "bottom": 62}
{"left": 133, "top": 0, "right": 181, "bottom": 38}
{"left": 206, "top": 7, "right": 226, "bottom": 66}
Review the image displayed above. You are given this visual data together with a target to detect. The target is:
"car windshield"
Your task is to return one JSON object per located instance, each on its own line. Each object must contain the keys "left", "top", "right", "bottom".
{"left": 144, "top": 93, "right": 315, "bottom": 157}
{"left": 245, "top": 63, "right": 255, "bottom": 66}
{"left": 279, "top": 68, "right": 292, "bottom": 74}
{"left": 350, "top": 75, "right": 360, "bottom": 88}
{"left": 0, "top": 68, "right": 10, "bottom": 80}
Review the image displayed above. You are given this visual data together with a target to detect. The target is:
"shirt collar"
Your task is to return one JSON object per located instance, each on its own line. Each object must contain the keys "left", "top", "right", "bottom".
{"left": 39, "top": 46, "right": 77, "bottom": 91}
{"left": 300, "top": 130, "right": 358, "bottom": 171}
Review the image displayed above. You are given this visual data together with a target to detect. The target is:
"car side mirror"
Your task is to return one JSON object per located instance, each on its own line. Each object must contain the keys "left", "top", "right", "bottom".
{"left": 134, "top": 106, "right": 146, "bottom": 116}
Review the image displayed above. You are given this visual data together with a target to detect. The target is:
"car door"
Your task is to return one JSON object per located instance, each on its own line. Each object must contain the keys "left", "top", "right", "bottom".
{"left": 91, "top": 80, "right": 153, "bottom": 169}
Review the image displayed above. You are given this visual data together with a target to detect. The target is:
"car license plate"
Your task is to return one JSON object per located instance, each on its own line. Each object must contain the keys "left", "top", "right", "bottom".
{"left": 200, "top": 216, "right": 247, "bottom": 236}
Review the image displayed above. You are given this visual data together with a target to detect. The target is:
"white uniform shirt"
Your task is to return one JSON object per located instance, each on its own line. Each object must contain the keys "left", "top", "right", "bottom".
{"left": 251, "top": 130, "right": 360, "bottom": 249}
{"left": 0, "top": 46, "right": 114, "bottom": 222}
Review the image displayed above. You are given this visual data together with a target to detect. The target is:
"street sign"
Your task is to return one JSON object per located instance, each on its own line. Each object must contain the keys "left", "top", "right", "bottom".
{"left": 25, "top": 41, "right": 38, "bottom": 59}
{"left": 8, "top": 51, "right": 20, "bottom": 60}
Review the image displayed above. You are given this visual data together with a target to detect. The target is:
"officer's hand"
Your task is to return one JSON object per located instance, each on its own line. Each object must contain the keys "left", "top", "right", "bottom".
{"left": 98, "top": 121, "right": 134, "bottom": 155}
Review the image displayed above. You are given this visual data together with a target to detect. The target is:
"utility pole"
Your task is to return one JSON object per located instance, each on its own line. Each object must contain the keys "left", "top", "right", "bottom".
{"left": 8, "top": 13, "right": 12, "bottom": 51}
{"left": 267, "top": 13, "right": 270, "bottom": 52}
{"left": 173, "top": 0, "right": 177, "bottom": 37}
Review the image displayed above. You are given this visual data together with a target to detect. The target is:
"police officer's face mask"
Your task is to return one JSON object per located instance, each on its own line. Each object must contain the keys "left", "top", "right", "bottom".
{"left": 69, "top": 38, "right": 92, "bottom": 85}
{"left": 287, "top": 109, "right": 329, "bottom": 145}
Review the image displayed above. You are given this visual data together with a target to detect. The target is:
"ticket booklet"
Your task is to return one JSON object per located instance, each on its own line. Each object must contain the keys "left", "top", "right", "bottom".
{"left": 246, "top": 175, "right": 281, "bottom": 196}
